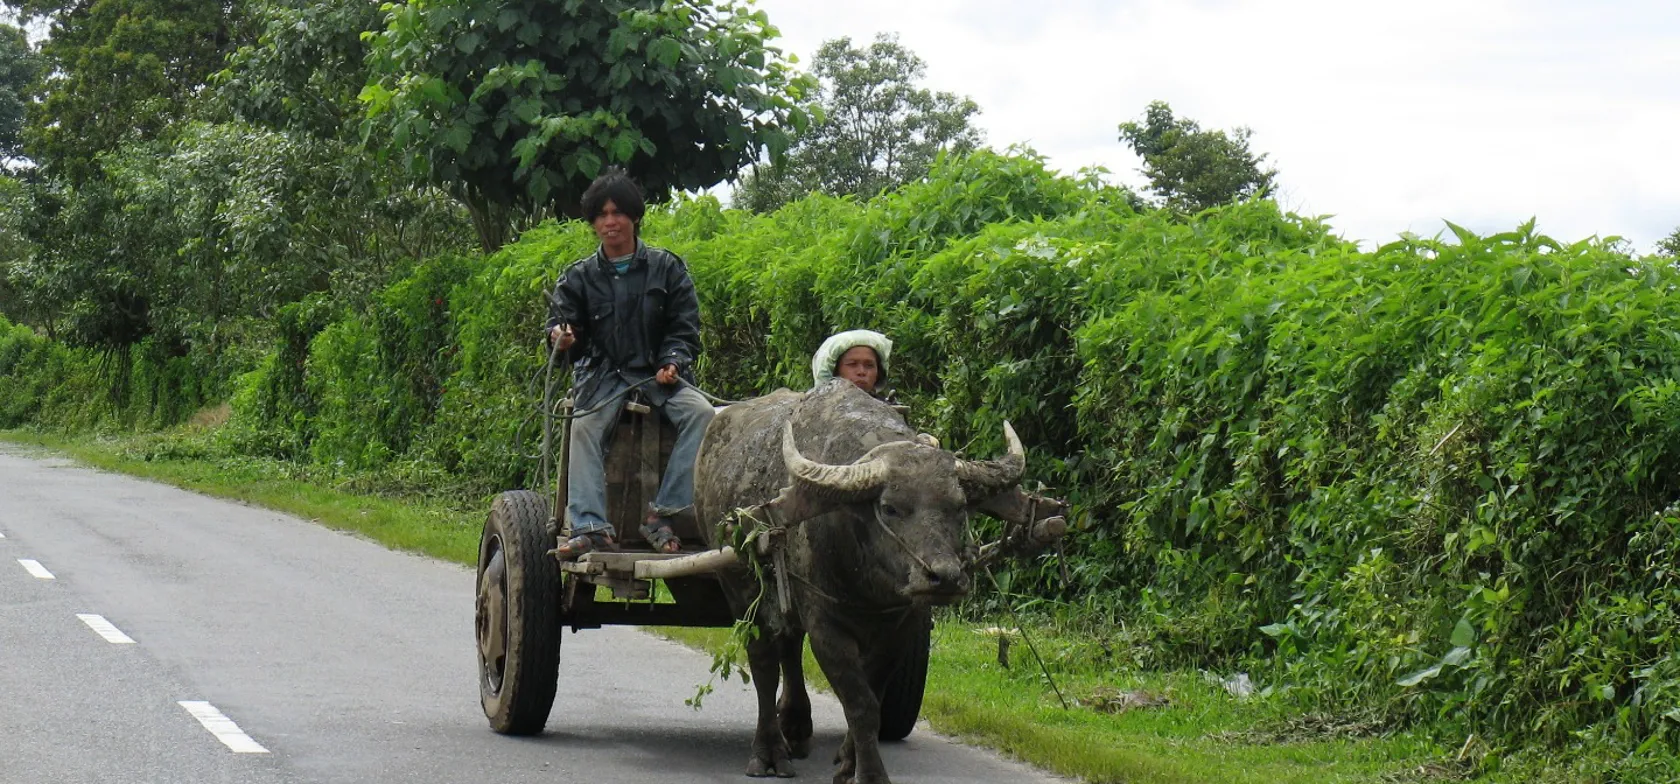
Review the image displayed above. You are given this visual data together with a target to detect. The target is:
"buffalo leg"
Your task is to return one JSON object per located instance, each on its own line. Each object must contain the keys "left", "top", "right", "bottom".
{"left": 745, "top": 631, "right": 796, "bottom": 778}
{"left": 777, "top": 631, "right": 814, "bottom": 759}
{"left": 808, "top": 631, "right": 888, "bottom": 784}
{"left": 833, "top": 732, "right": 855, "bottom": 782}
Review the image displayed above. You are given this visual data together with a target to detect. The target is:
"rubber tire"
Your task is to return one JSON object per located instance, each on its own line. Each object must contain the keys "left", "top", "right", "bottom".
{"left": 477, "top": 490, "right": 561, "bottom": 735}
{"left": 877, "top": 612, "right": 932, "bottom": 741}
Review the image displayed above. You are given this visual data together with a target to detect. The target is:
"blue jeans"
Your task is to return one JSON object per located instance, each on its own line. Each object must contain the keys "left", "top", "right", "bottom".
{"left": 565, "top": 382, "right": 715, "bottom": 538}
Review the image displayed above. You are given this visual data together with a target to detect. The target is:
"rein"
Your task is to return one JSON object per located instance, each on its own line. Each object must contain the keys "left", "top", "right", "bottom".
{"left": 784, "top": 570, "right": 918, "bottom": 618}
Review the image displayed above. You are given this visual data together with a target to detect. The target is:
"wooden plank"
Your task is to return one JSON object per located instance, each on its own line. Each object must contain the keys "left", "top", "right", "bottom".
{"left": 577, "top": 551, "right": 692, "bottom": 572}
{"left": 633, "top": 547, "right": 739, "bottom": 579}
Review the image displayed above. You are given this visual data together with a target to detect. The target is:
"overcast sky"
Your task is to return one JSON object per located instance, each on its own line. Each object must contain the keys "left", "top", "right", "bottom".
{"left": 751, "top": 0, "right": 1680, "bottom": 254}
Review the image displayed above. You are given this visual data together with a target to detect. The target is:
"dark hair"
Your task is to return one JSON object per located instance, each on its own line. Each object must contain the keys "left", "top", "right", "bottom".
{"left": 581, "top": 168, "right": 646, "bottom": 223}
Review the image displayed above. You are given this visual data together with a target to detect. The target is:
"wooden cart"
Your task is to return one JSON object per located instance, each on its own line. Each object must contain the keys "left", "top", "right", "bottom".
{"left": 473, "top": 392, "right": 933, "bottom": 738}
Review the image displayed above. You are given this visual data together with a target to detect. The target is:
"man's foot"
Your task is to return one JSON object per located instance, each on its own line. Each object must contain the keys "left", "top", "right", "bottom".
{"left": 554, "top": 531, "right": 615, "bottom": 560}
{"left": 639, "top": 516, "right": 682, "bottom": 554}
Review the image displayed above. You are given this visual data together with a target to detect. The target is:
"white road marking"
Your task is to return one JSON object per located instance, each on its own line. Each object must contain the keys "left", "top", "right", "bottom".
{"left": 178, "top": 701, "right": 269, "bottom": 753}
{"left": 0, "top": 530, "right": 7, "bottom": 537}
{"left": 18, "top": 559, "right": 54, "bottom": 579}
{"left": 76, "top": 614, "right": 136, "bottom": 644}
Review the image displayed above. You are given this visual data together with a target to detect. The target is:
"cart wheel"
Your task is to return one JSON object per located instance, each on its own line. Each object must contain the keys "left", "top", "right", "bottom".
{"left": 878, "top": 610, "right": 932, "bottom": 741}
{"left": 476, "top": 490, "right": 561, "bottom": 734}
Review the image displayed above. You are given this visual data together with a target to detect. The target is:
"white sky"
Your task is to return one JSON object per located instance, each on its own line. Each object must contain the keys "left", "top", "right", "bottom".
{"left": 751, "top": 0, "right": 1680, "bottom": 253}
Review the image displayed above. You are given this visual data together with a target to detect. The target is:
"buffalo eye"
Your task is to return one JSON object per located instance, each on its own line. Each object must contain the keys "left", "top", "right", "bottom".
{"left": 880, "top": 503, "right": 901, "bottom": 518}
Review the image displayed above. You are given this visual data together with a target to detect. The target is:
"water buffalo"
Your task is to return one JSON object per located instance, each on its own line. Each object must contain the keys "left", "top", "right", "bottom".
{"left": 695, "top": 379, "right": 1030, "bottom": 784}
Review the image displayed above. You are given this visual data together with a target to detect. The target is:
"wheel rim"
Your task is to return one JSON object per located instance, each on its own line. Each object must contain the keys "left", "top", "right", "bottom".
{"left": 476, "top": 536, "right": 509, "bottom": 697}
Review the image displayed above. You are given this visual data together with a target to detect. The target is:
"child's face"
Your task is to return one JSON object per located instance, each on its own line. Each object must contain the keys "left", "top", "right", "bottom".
{"left": 837, "top": 346, "right": 880, "bottom": 393}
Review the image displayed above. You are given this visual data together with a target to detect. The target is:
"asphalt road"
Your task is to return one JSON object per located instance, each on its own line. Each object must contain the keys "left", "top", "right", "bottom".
{"left": 0, "top": 444, "right": 1066, "bottom": 784}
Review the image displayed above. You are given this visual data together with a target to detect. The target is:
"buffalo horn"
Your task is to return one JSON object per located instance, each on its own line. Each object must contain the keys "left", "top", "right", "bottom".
{"left": 956, "top": 422, "right": 1026, "bottom": 497}
{"left": 781, "top": 421, "right": 890, "bottom": 501}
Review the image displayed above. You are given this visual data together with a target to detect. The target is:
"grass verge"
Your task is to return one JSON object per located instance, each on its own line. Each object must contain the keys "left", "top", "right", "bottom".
{"left": 661, "top": 625, "right": 1451, "bottom": 784}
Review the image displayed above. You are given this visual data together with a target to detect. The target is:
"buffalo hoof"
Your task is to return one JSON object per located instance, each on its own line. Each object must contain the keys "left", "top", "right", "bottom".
{"left": 747, "top": 754, "right": 797, "bottom": 779}
{"left": 779, "top": 706, "right": 813, "bottom": 759}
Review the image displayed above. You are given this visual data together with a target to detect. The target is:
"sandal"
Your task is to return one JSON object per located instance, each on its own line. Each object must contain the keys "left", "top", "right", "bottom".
{"left": 554, "top": 531, "right": 615, "bottom": 560}
{"left": 639, "top": 516, "right": 682, "bottom": 554}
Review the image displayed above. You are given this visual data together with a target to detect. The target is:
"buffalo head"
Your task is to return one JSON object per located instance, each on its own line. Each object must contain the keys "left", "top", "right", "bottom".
{"left": 780, "top": 421, "right": 1025, "bottom": 602}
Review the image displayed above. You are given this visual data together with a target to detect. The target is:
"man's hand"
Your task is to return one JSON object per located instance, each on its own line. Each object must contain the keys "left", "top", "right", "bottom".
{"left": 548, "top": 324, "right": 576, "bottom": 351}
{"left": 656, "top": 363, "right": 680, "bottom": 385}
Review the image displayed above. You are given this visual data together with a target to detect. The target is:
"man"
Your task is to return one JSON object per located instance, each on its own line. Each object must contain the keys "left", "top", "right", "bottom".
{"left": 547, "top": 170, "right": 713, "bottom": 558}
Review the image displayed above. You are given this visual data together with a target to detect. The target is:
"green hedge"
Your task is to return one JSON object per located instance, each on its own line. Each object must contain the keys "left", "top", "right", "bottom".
{"left": 0, "top": 317, "right": 239, "bottom": 431}
{"left": 7, "top": 150, "right": 1680, "bottom": 764}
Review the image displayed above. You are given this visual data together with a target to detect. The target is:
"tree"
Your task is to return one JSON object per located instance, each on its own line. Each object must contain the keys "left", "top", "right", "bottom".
{"left": 214, "top": 0, "right": 384, "bottom": 142}
{"left": 212, "top": 0, "right": 475, "bottom": 305}
{"left": 0, "top": 173, "right": 42, "bottom": 323}
{"left": 734, "top": 34, "right": 982, "bottom": 213}
{"left": 1658, "top": 226, "right": 1680, "bottom": 258}
{"left": 11, "top": 174, "right": 155, "bottom": 347}
{"left": 17, "top": 0, "right": 249, "bottom": 182}
{"left": 360, "top": 0, "right": 814, "bottom": 251}
{"left": 1117, "top": 101, "right": 1276, "bottom": 214}
{"left": 0, "top": 23, "right": 43, "bottom": 164}
{"left": 10, "top": 120, "right": 472, "bottom": 350}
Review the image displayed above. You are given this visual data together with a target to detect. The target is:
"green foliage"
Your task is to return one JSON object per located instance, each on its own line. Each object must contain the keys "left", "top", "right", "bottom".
{"left": 215, "top": 0, "right": 385, "bottom": 141}
{"left": 1657, "top": 226, "right": 1680, "bottom": 258}
{"left": 9, "top": 120, "right": 469, "bottom": 353}
{"left": 0, "top": 314, "right": 62, "bottom": 426}
{"left": 0, "top": 173, "right": 39, "bottom": 319}
{"left": 0, "top": 312, "right": 235, "bottom": 430}
{"left": 19, "top": 0, "right": 249, "bottom": 181}
{"left": 688, "top": 149, "right": 1100, "bottom": 400}
{"left": 1070, "top": 219, "right": 1680, "bottom": 758}
{"left": 1118, "top": 100, "right": 1277, "bottom": 213}
{"left": 223, "top": 294, "right": 337, "bottom": 459}
{"left": 734, "top": 34, "right": 983, "bottom": 213}
{"left": 302, "top": 252, "right": 473, "bottom": 475}
{"left": 0, "top": 23, "right": 43, "bottom": 162}
{"left": 360, "top": 0, "right": 814, "bottom": 250}
{"left": 7, "top": 0, "right": 467, "bottom": 364}
{"left": 18, "top": 174, "right": 161, "bottom": 348}
{"left": 412, "top": 220, "right": 594, "bottom": 495}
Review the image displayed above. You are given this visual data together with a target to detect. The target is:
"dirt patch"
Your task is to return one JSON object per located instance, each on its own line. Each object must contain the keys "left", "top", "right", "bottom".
{"left": 1077, "top": 686, "right": 1170, "bottom": 714}
{"left": 189, "top": 403, "right": 232, "bottom": 429}
{"left": 1213, "top": 710, "right": 1390, "bottom": 744}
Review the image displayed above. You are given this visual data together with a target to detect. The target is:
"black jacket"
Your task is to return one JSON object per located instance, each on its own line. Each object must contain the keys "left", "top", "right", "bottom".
{"left": 546, "top": 242, "right": 702, "bottom": 408}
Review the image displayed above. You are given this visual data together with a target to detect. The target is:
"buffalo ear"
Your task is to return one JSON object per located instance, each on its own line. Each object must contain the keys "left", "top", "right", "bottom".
{"left": 956, "top": 422, "right": 1026, "bottom": 499}
{"left": 761, "top": 484, "right": 825, "bottom": 527}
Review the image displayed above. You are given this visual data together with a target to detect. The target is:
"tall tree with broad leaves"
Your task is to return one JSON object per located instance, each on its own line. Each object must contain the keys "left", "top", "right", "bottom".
{"left": 16, "top": 0, "right": 249, "bottom": 182}
{"left": 1117, "top": 100, "right": 1277, "bottom": 214}
{"left": 212, "top": 0, "right": 473, "bottom": 306}
{"left": 0, "top": 22, "right": 44, "bottom": 165}
{"left": 734, "top": 34, "right": 983, "bottom": 213}
{"left": 214, "top": 0, "right": 384, "bottom": 142}
{"left": 360, "top": 0, "right": 814, "bottom": 251}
